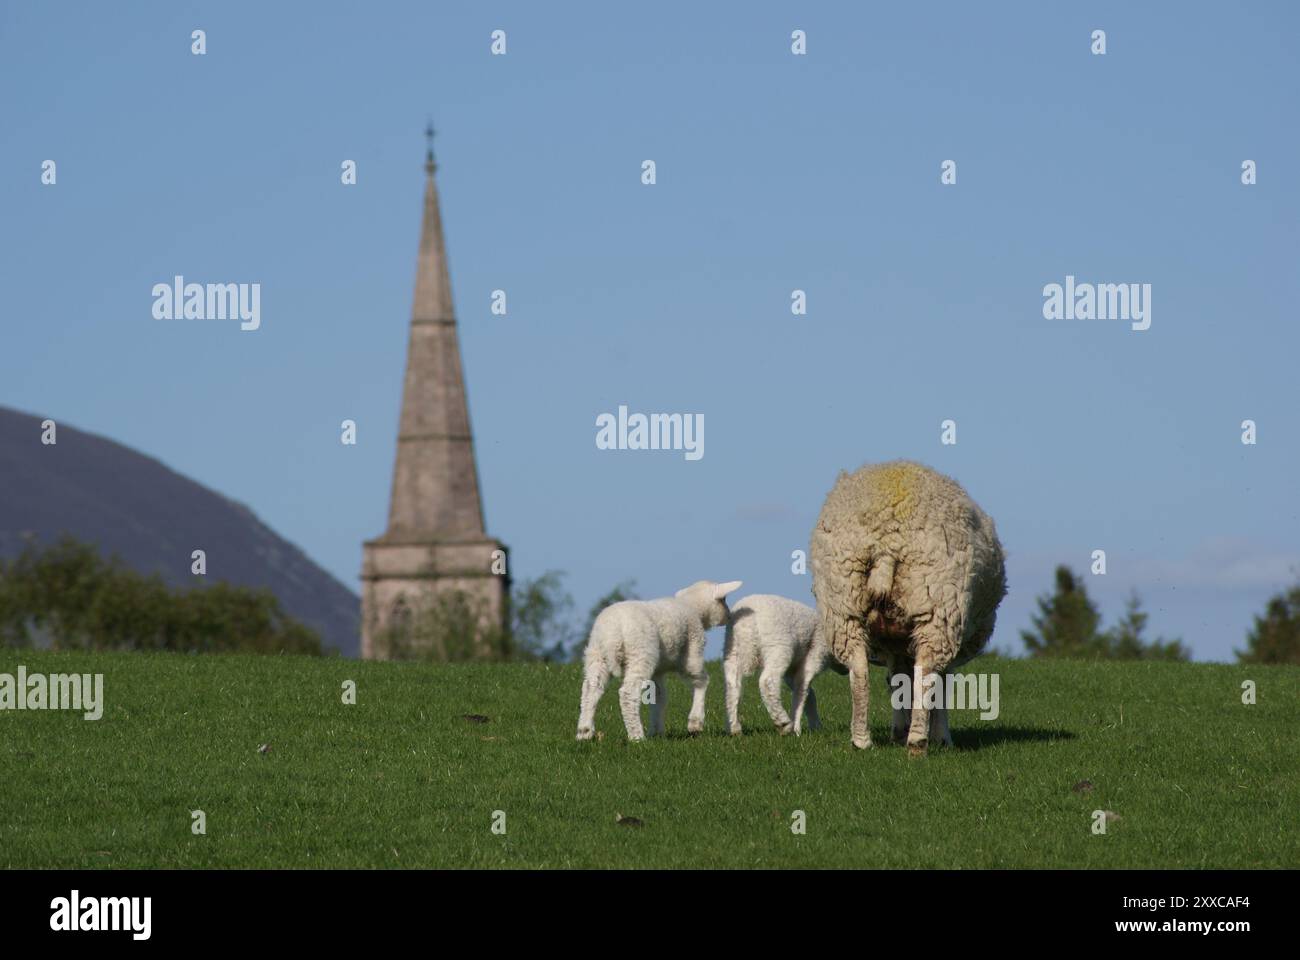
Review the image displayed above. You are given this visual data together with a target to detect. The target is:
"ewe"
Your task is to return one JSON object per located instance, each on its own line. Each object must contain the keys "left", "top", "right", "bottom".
{"left": 576, "top": 579, "right": 742, "bottom": 742}
{"left": 723, "top": 594, "right": 846, "bottom": 736}
{"left": 810, "top": 461, "right": 1006, "bottom": 756}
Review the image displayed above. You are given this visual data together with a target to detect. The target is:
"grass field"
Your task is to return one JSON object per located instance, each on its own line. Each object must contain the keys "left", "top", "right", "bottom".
{"left": 1, "top": 649, "right": 1296, "bottom": 868}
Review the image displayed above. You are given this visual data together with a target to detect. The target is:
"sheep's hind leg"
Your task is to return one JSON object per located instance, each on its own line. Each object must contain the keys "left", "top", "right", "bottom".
{"left": 907, "top": 633, "right": 954, "bottom": 757}
{"left": 685, "top": 667, "right": 709, "bottom": 735}
{"left": 905, "top": 661, "right": 935, "bottom": 757}
{"left": 759, "top": 656, "right": 794, "bottom": 734}
{"left": 618, "top": 672, "right": 649, "bottom": 742}
{"left": 723, "top": 655, "right": 743, "bottom": 735}
{"left": 785, "top": 661, "right": 820, "bottom": 734}
{"left": 846, "top": 623, "right": 872, "bottom": 749}
{"left": 803, "top": 683, "right": 821, "bottom": 731}
{"left": 576, "top": 661, "right": 610, "bottom": 741}
{"left": 649, "top": 677, "right": 668, "bottom": 736}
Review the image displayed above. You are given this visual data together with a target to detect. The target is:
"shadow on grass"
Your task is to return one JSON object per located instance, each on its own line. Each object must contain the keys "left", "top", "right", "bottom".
{"left": 577, "top": 726, "right": 1076, "bottom": 748}
{"left": 657, "top": 728, "right": 810, "bottom": 741}
{"left": 655, "top": 730, "right": 714, "bottom": 741}
{"left": 712, "top": 728, "right": 784, "bottom": 739}
{"left": 949, "top": 726, "right": 1076, "bottom": 751}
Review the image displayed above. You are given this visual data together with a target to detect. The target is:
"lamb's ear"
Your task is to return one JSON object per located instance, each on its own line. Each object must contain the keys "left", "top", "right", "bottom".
{"left": 713, "top": 580, "right": 743, "bottom": 599}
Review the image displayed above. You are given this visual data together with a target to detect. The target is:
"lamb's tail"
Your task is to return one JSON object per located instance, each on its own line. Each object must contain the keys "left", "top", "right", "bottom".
{"left": 583, "top": 610, "right": 625, "bottom": 678}
{"left": 723, "top": 602, "right": 755, "bottom": 655}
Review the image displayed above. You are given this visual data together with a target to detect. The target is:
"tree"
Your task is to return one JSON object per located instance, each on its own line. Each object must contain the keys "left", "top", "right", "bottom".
{"left": 174, "top": 581, "right": 321, "bottom": 655}
{"left": 1237, "top": 583, "right": 1300, "bottom": 665}
{"left": 1104, "top": 592, "right": 1189, "bottom": 661}
{"left": 509, "top": 571, "right": 576, "bottom": 662}
{"left": 0, "top": 535, "right": 321, "bottom": 655}
{"left": 1021, "top": 566, "right": 1105, "bottom": 658}
{"left": 1023, "top": 567, "right": 1188, "bottom": 660}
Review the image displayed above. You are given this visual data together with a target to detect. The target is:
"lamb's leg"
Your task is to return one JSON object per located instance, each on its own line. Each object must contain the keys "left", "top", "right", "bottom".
{"left": 930, "top": 671, "right": 951, "bottom": 744}
{"left": 618, "top": 672, "right": 649, "bottom": 741}
{"left": 786, "top": 662, "right": 819, "bottom": 734}
{"left": 758, "top": 654, "right": 794, "bottom": 734}
{"left": 846, "top": 625, "right": 872, "bottom": 749}
{"left": 723, "top": 654, "right": 743, "bottom": 735}
{"left": 929, "top": 693, "right": 952, "bottom": 748}
{"left": 892, "top": 709, "right": 910, "bottom": 743}
{"left": 685, "top": 666, "right": 709, "bottom": 735}
{"left": 887, "top": 656, "right": 911, "bottom": 745}
{"left": 576, "top": 659, "right": 609, "bottom": 741}
{"left": 803, "top": 682, "right": 821, "bottom": 731}
{"left": 649, "top": 678, "right": 668, "bottom": 736}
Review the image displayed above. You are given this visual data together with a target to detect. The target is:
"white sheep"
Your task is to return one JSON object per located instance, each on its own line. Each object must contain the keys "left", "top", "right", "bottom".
{"left": 723, "top": 594, "right": 846, "bottom": 736}
{"left": 576, "top": 579, "right": 742, "bottom": 742}
{"left": 810, "top": 461, "right": 1006, "bottom": 755}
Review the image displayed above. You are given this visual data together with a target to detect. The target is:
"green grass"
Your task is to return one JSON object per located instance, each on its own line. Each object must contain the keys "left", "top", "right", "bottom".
{"left": 1, "top": 650, "right": 1296, "bottom": 868}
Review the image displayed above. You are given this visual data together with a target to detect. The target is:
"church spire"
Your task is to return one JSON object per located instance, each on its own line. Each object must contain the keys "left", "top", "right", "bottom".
{"left": 384, "top": 128, "right": 486, "bottom": 539}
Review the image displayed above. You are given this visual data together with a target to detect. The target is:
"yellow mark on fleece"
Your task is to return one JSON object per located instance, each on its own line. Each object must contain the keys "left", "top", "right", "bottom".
{"left": 874, "top": 462, "right": 921, "bottom": 520}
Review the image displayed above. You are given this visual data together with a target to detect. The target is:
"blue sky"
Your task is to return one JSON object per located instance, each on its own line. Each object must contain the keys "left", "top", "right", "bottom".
{"left": 3, "top": 1, "right": 1297, "bottom": 661}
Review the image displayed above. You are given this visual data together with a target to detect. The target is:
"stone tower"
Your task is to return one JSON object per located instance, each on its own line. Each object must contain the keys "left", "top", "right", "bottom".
{"left": 360, "top": 129, "right": 508, "bottom": 659}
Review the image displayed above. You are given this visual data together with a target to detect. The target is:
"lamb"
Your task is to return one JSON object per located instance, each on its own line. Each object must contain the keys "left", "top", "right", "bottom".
{"left": 576, "top": 579, "right": 742, "bottom": 742}
{"left": 723, "top": 594, "right": 846, "bottom": 736}
{"left": 810, "top": 461, "right": 1006, "bottom": 756}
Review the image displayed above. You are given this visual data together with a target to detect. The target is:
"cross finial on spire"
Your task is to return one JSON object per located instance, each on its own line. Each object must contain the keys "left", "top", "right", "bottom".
{"left": 424, "top": 119, "right": 436, "bottom": 175}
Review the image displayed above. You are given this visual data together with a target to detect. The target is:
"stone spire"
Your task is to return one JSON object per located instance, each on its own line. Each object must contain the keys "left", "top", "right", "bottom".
{"left": 384, "top": 122, "right": 486, "bottom": 541}
{"left": 361, "top": 128, "right": 507, "bottom": 659}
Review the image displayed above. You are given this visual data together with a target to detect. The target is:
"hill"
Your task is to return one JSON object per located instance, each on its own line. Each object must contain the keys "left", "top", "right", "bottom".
{"left": 1, "top": 651, "right": 1294, "bottom": 867}
{"left": 0, "top": 406, "right": 359, "bottom": 656}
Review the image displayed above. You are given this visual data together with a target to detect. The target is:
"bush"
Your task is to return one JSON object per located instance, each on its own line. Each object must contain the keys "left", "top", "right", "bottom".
{"left": 373, "top": 590, "right": 508, "bottom": 662}
{"left": 0, "top": 536, "right": 321, "bottom": 655}
{"left": 1237, "top": 583, "right": 1300, "bottom": 665}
